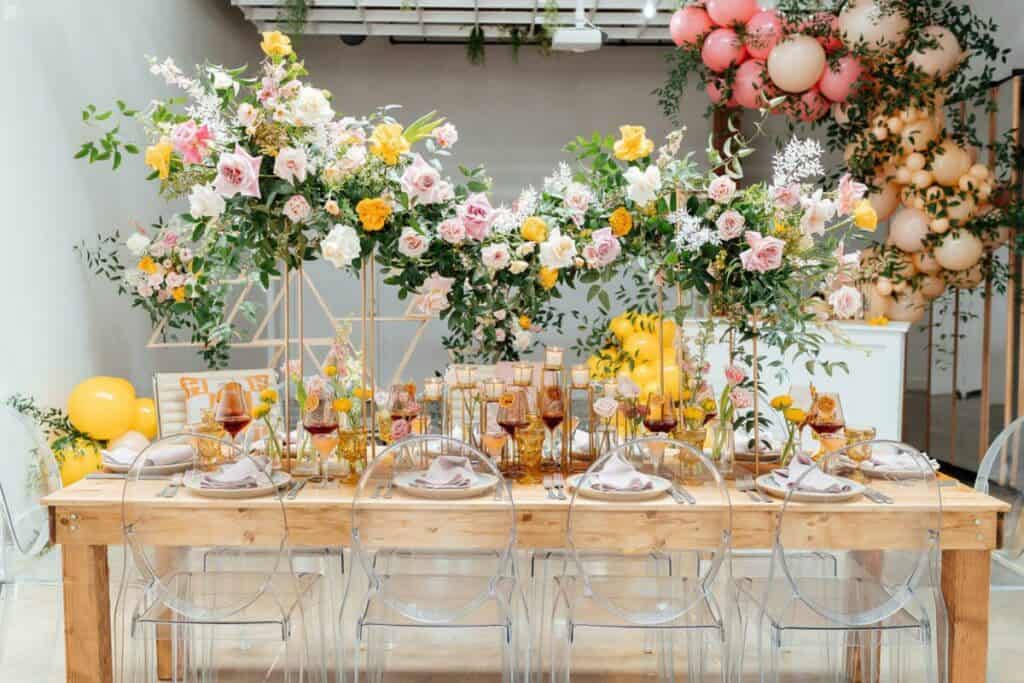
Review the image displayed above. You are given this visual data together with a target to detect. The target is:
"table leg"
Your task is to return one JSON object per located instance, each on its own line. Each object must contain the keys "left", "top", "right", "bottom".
{"left": 942, "top": 549, "right": 991, "bottom": 683}
{"left": 62, "top": 544, "right": 113, "bottom": 683}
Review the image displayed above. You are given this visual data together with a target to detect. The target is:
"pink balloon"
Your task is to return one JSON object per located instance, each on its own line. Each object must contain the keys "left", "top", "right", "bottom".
{"left": 796, "top": 88, "right": 829, "bottom": 122}
{"left": 706, "top": 0, "right": 759, "bottom": 27}
{"left": 670, "top": 7, "right": 713, "bottom": 47}
{"left": 734, "top": 59, "right": 767, "bottom": 109}
{"left": 818, "top": 55, "right": 864, "bottom": 103}
{"left": 706, "top": 79, "right": 737, "bottom": 108}
{"left": 702, "top": 28, "right": 747, "bottom": 73}
{"left": 745, "top": 10, "right": 784, "bottom": 60}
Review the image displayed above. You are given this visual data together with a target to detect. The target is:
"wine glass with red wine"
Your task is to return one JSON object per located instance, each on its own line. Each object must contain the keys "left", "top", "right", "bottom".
{"left": 496, "top": 388, "right": 529, "bottom": 439}
{"left": 214, "top": 381, "right": 251, "bottom": 451}
{"left": 303, "top": 382, "right": 339, "bottom": 486}
{"left": 643, "top": 393, "right": 677, "bottom": 434}
{"left": 538, "top": 371, "right": 565, "bottom": 469}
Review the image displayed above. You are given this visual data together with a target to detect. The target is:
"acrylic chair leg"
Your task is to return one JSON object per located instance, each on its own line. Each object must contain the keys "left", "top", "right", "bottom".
{"left": 0, "top": 583, "right": 12, "bottom": 669}
{"left": 549, "top": 591, "right": 570, "bottom": 683}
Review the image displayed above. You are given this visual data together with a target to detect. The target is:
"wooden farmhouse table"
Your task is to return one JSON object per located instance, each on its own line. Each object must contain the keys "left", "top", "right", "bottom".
{"left": 45, "top": 475, "right": 1007, "bottom": 682}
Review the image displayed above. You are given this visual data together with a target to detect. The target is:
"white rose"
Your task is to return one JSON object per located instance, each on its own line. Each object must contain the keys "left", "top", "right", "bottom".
{"left": 188, "top": 183, "right": 226, "bottom": 219}
{"left": 509, "top": 259, "right": 529, "bottom": 274}
{"left": 516, "top": 242, "right": 535, "bottom": 257}
{"left": 624, "top": 165, "right": 662, "bottom": 206}
{"left": 289, "top": 86, "right": 334, "bottom": 127}
{"left": 828, "top": 285, "right": 863, "bottom": 320}
{"left": 321, "top": 224, "right": 361, "bottom": 269}
{"left": 494, "top": 310, "right": 507, "bottom": 321}
{"left": 211, "top": 69, "right": 235, "bottom": 92}
{"left": 338, "top": 145, "right": 366, "bottom": 173}
{"left": 513, "top": 330, "right": 532, "bottom": 351}
{"left": 237, "top": 103, "right": 258, "bottom": 128}
{"left": 274, "top": 147, "right": 308, "bottom": 185}
{"left": 481, "top": 242, "right": 512, "bottom": 270}
{"left": 538, "top": 228, "right": 577, "bottom": 269}
{"left": 397, "top": 227, "right": 431, "bottom": 258}
{"left": 126, "top": 233, "right": 151, "bottom": 256}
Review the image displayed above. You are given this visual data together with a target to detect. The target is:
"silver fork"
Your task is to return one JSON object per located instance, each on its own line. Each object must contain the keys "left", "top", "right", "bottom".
{"left": 552, "top": 473, "right": 568, "bottom": 501}
{"left": 543, "top": 475, "right": 557, "bottom": 500}
{"left": 736, "top": 475, "right": 767, "bottom": 503}
{"left": 158, "top": 473, "right": 184, "bottom": 498}
{"left": 383, "top": 475, "right": 395, "bottom": 499}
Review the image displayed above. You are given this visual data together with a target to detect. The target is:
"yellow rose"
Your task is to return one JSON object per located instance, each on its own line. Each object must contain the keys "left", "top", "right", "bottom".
{"left": 252, "top": 403, "right": 271, "bottom": 420}
{"left": 137, "top": 256, "right": 158, "bottom": 274}
{"left": 613, "top": 125, "right": 654, "bottom": 162}
{"left": 609, "top": 207, "right": 633, "bottom": 237}
{"left": 333, "top": 397, "right": 352, "bottom": 413}
{"left": 770, "top": 395, "right": 793, "bottom": 410}
{"left": 356, "top": 197, "right": 392, "bottom": 232}
{"left": 260, "top": 388, "right": 279, "bottom": 404}
{"left": 324, "top": 365, "right": 338, "bottom": 377}
{"left": 783, "top": 407, "right": 807, "bottom": 424}
{"left": 537, "top": 267, "right": 558, "bottom": 290}
{"left": 520, "top": 216, "right": 547, "bottom": 243}
{"left": 518, "top": 315, "right": 532, "bottom": 329}
{"left": 260, "top": 31, "right": 293, "bottom": 58}
{"left": 171, "top": 286, "right": 186, "bottom": 303}
{"left": 854, "top": 199, "right": 878, "bottom": 232}
{"left": 144, "top": 137, "right": 173, "bottom": 180}
{"left": 369, "top": 123, "right": 410, "bottom": 165}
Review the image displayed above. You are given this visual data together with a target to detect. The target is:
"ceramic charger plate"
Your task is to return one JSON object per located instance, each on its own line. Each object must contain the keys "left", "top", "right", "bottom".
{"left": 182, "top": 469, "right": 292, "bottom": 499}
{"left": 755, "top": 473, "right": 865, "bottom": 503}
{"left": 859, "top": 459, "right": 940, "bottom": 480}
{"left": 565, "top": 473, "right": 674, "bottom": 502}
{"left": 392, "top": 471, "right": 499, "bottom": 499}
{"left": 104, "top": 460, "right": 193, "bottom": 475}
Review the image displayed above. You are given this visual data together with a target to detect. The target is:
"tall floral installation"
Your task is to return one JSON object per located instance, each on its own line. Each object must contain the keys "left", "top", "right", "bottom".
{"left": 658, "top": 0, "right": 1021, "bottom": 324}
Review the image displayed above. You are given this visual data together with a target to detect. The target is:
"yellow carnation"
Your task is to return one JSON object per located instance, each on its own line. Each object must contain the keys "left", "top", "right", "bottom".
{"left": 770, "top": 395, "right": 793, "bottom": 410}
{"left": 519, "top": 315, "right": 532, "bottom": 329}
{"left": 356, "top": 197, "right": 392, "bottom": 232}
{"left": 144, "top": 137, "right": 173, "bottom": 180}
{"left": 520, "top": 216, "right": 548, "bottom": 243}
{"left": 537, "top": 267, "right": 558, "bottom": 290}
{"left": 137, "top": 256, "right": 158, "bottom": 274}
{"left": 252, "top": 403, "right": 271, "bottom": 420}
{"left": 324, "top": 365, "right": 338, "bottom": 377}
{"left": 613, "top": 125, "right": 654, "bottom": 162}
{"left": 333, "top": 397, "right": 352, "bottom": 413}
{"left": 609, "top": 207, "right": 633, "bottom": 237}
{"left": 259, "top": 388, "right": 279, "bottom": 404}
{"left": 171, "top": 286, "right": 186, "bottom": 303}
{"left": 783, "top": 407, "right": 807, "bottom": 424}
{"left": 260, "top": 31, "right": 293, "bottom": 58}
{"left": 853, "top": 199, "right": 878, "bottom": 232}
{"left": 369, "top": 123, "right": 410, "bottom": 165}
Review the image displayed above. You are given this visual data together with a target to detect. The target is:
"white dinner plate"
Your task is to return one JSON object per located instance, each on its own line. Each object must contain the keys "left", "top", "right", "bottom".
{"left": 566, "top": 473, "right": 674, "bottom": 502}
{"left": 104, "top": 460, "right": 193, "bottom": 476}
{"left": 392, "top": 471, "right": 499, "bottom": 500}
{"left": 734, "top": 450, "right": 781, "bottom": 463}
{"left": 182, "top": 469, "right": 292, "bottom": 499}
{"left": 755, "top": 473, "right": 865, "bottom": 503}
{"left": 860, "top": 459, "right": 940, "bottom": 480}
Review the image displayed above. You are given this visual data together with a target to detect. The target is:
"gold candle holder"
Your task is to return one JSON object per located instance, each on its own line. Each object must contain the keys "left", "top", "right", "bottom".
{"left": 571, "top": 364, "right": 591, "bottom": 389}
{"left": 544, "top": 346, "right": 564, "bottom": 369}
{"left": 566, "top": 382, "right": 596, "bottom": 473}
{"left": 513, "top": 362, "right": 534, "bottom": 387}
{"left": 424, "top": 377, "right": 443, "bottom": 401}
{"left": 484, "top": 378, "right": 506, "bottom": 401}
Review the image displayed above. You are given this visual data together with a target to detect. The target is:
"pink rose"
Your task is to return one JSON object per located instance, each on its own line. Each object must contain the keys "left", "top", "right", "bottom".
{"left": 724, "top": 365, "right": 745, "bottom": 386}
{"left": 837, "top": 173, "right": 868, "bottom": 215}
{"left": 715, "top": 210, "right": 746, "bottom": 241}
{"left": 739, "top": 231, "right": 785, "bottom": 273}
{"left": 828, "top": 285, "right": 863, "bottom": 320}
{"left": 401, "top": 154, "right": 452, "bottom": 206}
{"left": 458, "top": 193, "right": 494, "bottom": 241}
{"left": 414, "top": 272, "right": 455, "bottom": 316}
{"left": 165, "top": 272, "right": 187, "bottom": 288}
{"left": 214, "top": 145, "right": 262, "bottom": 198}
{"left": 274, "top": 147, "right": 308, "bottom": 185}
{"left": 773, "top": 183, "right": 802, "bottom": 209}
{"left": 283, "top": 194, "right": 312, "bottom": 223}
{"left": 170, "top": 120, "right": 212, "bottom": 165}
{"left": 438, "top": 218, "right": 466, "bottom": 245}
{"left": 137, "top": 283, "right": 154, "bottom": 298}
{"left": 582, "top": 228, "right": 621, "bottom": 267}
{"left": 161, "top": 231, "right": 179, "bottom": 248}
{"left": 707, "top": 176, "right": 737, "bottom": 204}
{"left": 730, "top": 387, "right": 753, "bottom": 410}
{"left": 481, "top": 243, "right": 512, "bottom": 270}
{"left": 432, "top": 123, "right": 459, "bottom": 149}
{"left": 398, "top": 227, "right": 431, "bottom": 258}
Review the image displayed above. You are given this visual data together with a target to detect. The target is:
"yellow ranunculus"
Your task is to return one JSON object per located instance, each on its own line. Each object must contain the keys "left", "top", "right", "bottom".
{"left": 783, "top": 407, "right": 807, "bottom": 424}
{"left": 144, "top": 137, "right": 173, "bottom": 180}
{"left": 770, "top": 395, "right": 793, "bottom": 410}
{"left": 869, "top": 315, "right": 890, "bottom": 326}
{"left": 519, "top": 315, "right": 532, "bottom": 329}
{"left": 520, "top": 216, "right": 548, "bottom": 243}
{"left": 700, "top": 398, "right": 717, "bottom": 414}
{"left": 369, "top": 123, "right": 410, "bottom": 165}
{"left": 853, "top": 199, "right": 878, "bottom": 232}
{"left": 682, "top": 406, "right": 705, "bottom": 423}
{"left": 356, "top": 197, "right": 392, "bottom": 232}
{"left": 353, "top": 386, "right": 372, "bottom": 400}
{"left": 537, "top": 267, "right": 558, "bottom": 290}
{"left": 137, "top": 256, "right": 158, "bottom": 274}
{"left": 171, "top": 286, "right": 186, "bottom": 303}
{"left": 613, "top": 125, "right": 654, "bottom": 162}
{"left": 324, "top": 365, "right": 338, "bottom": 377}
{"left": 260, "top": 388, "right": 279, "bottom": 404}
{"left": 333, "top": 397, "right": 352, "bottom": 413}
{"left": 260, "top": 31, "right": 293, "bottom": 58}
{"left": 252, "top": 403, "right": 271, "bottom": 419}
{"left": 609, "top": 207, "right": 633, "bottom": 237}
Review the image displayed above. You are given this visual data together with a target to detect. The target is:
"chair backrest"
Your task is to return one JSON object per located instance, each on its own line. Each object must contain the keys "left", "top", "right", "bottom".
{"left": 351, "top": 434, "right": 515, "bottom": 624}
{"left": 976, "top": 416, "right": 1024, "bottom": 572}
{"left": 121, "top": 433, "right": 290, "bottom": 620}
{"left": 0, "top": 406, "right": 62, "bottom": 559}
{"left": 769, "top": 442, "right": 941, "bottom": 628}
{"left": 567, "top": 436, "right": 732, "bottom": 625}
{"left": 153, "top": 368, "right": 277, "bottom": 437}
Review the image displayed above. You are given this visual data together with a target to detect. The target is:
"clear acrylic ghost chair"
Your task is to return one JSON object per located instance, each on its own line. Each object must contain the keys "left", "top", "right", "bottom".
{"left": 117, "top": 433, "right": 329, "bottom": 682}
{"left": 348, "top": 434, "right": 525, "bottom": 682}
{"left": 551, "top": 436, "right": 733, "bottom": 682}
{"left": 0, "top": 406, "right": 64, "bottom": 679}
{"left": 734, "top": 443, "right": 946, "bottom": 682}
{"left": 976, "top": 415, "right": 1024, "bottom": 586}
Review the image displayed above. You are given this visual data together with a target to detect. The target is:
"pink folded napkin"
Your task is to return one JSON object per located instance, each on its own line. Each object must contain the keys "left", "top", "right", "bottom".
{"left": 200, "top": 456, "right": 270, "bottom": 490}
{"left": 868, "top": 448, "right": 938, "bottom": 473}
{"left": 103, "top": 444, "right": 194, "bottom": 468}
{"left": 590, "top": 455, "right": 652, "bottom": 492}
{"left": 412, "top": 455, "right": 475, "bottom": 489}
{"left": 773, "top": 454, "right": 851, "bottom": 494}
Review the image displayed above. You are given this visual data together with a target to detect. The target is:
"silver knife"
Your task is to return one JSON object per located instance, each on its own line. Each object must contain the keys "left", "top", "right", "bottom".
{"left": 673, "top": 485, "right": 696, "bottom": 504}
{"left": 286, "top": 479, "right": 307, "bottom": 500}
{"left": 86, "top": 473, "right": 171, "bottom": 481}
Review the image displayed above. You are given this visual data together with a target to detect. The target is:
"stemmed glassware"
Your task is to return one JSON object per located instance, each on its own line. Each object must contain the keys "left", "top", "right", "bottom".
{"left": 302, "top": 382, "right": 339, "bottom": 486}
{"left": 538, "top": 370, "right": 565, "bottom": 471}
{"left": 643, "top": 393, "right": 677, "bottom": 434}
{"left": 214, "top": 381, "right": 251, "bottom": 451}
{"left": 809, "top": 391, "right": 846, "bottom": 459}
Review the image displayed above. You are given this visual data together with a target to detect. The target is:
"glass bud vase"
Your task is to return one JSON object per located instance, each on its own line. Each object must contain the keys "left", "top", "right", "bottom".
{"left": 706, "top": 419, "right": 735, "bottom": 477}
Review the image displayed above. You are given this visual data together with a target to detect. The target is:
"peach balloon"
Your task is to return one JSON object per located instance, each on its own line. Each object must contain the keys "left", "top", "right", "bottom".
{"left": 910, "top": 170, "right": 933, "bottom": 189}
{"left": 838, "top": 1, "right": 909, "bottom": 52}
{"left": 767, "top": 35, "right": 826, "bottom": 93}
{"left": 905, "top": 152, "right": 926, "bottom": 172}
{"left": 745, "top": 9, "right": 784, "bottom": 59}
{"left": 865, "top": 288, "right": 892, "bottom": 319}
{"left": 702, "top": 28, "right": 747, "bottom": 73}
{"left": 797, "top": 88, "right": 830, "bottom": 122}
{"left": 887, "top": 291, "right": 927, "bottom": 323}
{"left": 670, "top": 6, "right": 713, "bottom": 47}
{"left": 908, "top": 25, "right": 962, "bottom": 78}
{"left": 912, "top": 250, "right": 941, "bottom": 275}
{"left": 949, "top": 264, "right": 984, "bottom": 290}
{"left": 945, "top": 194, "right": 975, "bottom": 223}
{"left": 875, "top": 277, "right": 893, "bottom": 296}
{"left": 933, "top": 231, "right": 983, "bottom": 271}
{"left": 930, "top": 140, "right": 971, "bottom": 187}
{"left": 900, "top": 118, "right": 938, "bottom": 153}
{"left": 888, "top": 207, "right": 930, "bottom": 252}
{"left": 706, "top": 0, "right": 759, "bottom": 26}
{"left": 919, "top": 274, "right": 946, "bottom": 299}
{"left": 818, "top": 55, "right": 864, "bottom": 103}
{"left": 868, "top": 181, "right": 900, "bottom": 222}
{"left": 733, "top": 59, "right": 767, "bottom": 109}
{"left": 930, "top": 217, "right": 950, "bottom": 234}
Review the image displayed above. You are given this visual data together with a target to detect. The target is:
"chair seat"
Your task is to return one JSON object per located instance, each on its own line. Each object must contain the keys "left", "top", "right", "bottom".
{"left": 555, "top": 575, "right": 722, "bottom": 631}
{"left": 359, "top": 573, "right": 516, "bottom": 629}
{"left": 736, "top": 577, "right": 924, "bottom": 633}
{"left": 134, "top": 571, "right": 321, "bottom": 627}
